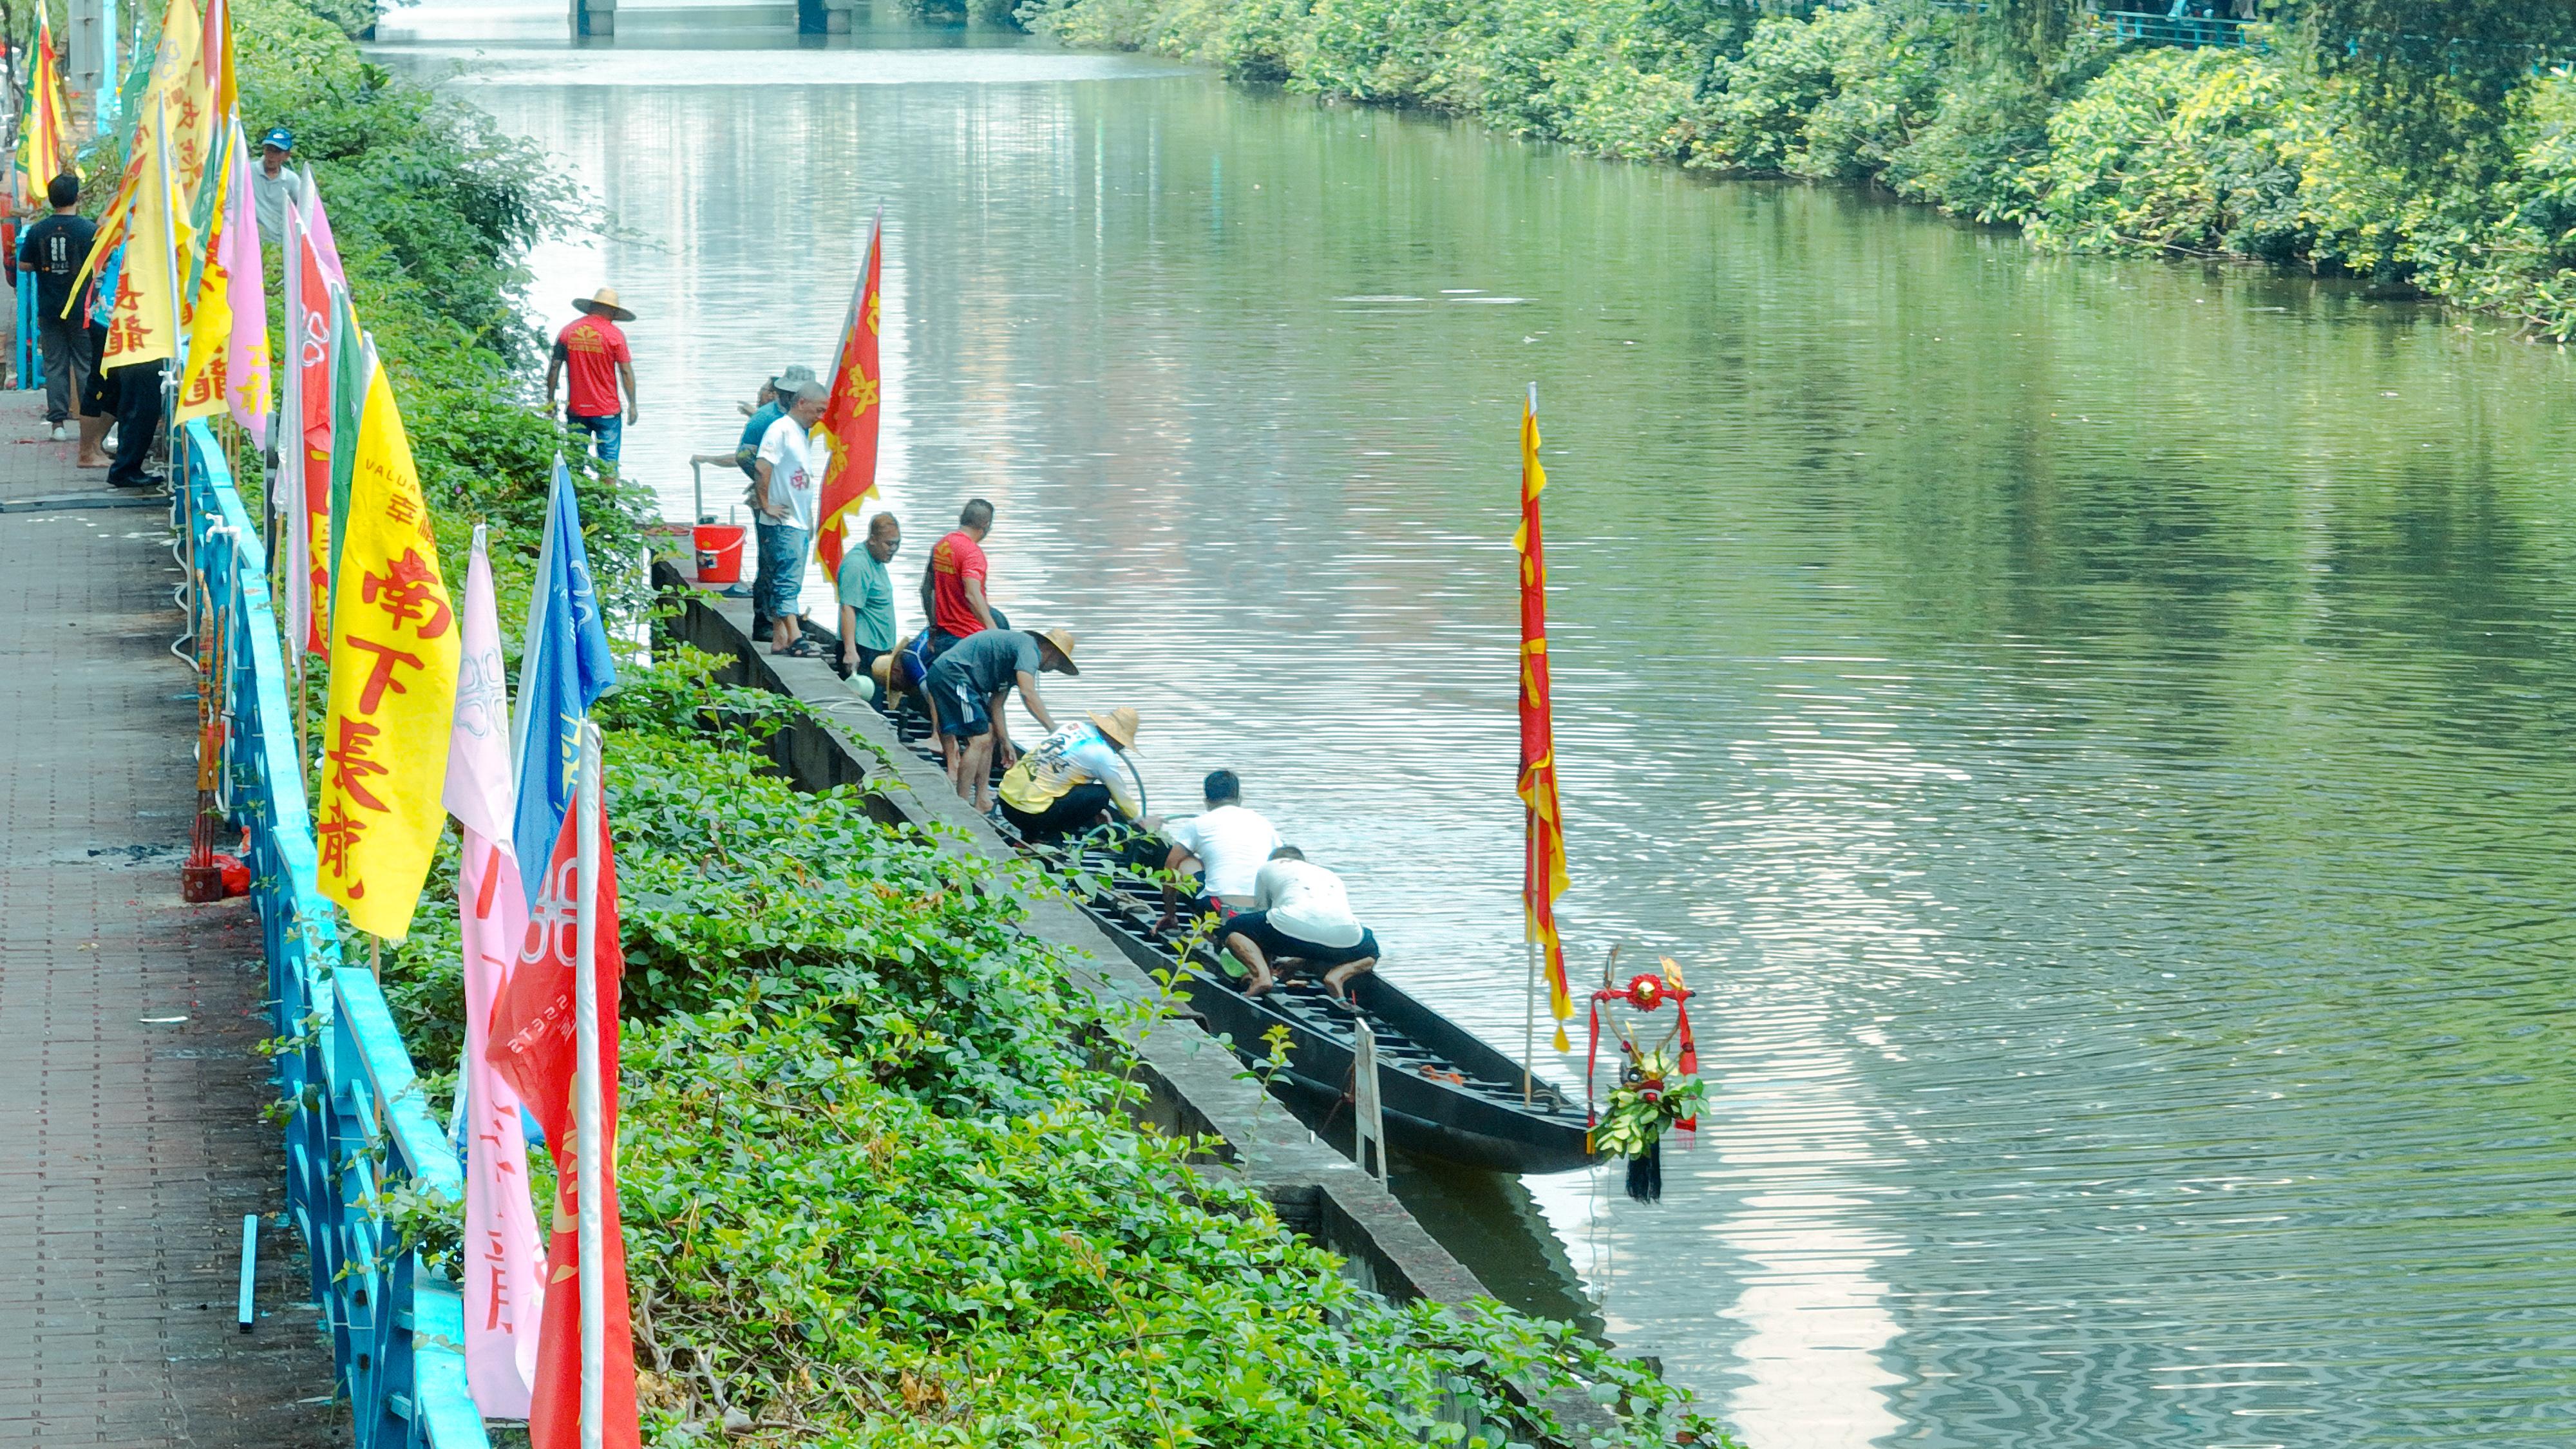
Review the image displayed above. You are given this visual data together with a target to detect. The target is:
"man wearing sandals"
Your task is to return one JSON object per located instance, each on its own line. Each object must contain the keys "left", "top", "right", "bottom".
{"left": 753, "top": 381, "right": 830, "bottom": 656}
{"left": 1222, "top": 846, "right": 1379, "bottom": 1001}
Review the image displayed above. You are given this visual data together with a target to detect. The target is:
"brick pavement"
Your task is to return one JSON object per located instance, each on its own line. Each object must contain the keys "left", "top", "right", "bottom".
{"left": 0, "top": 390, "right": 341, "bottom": 1446}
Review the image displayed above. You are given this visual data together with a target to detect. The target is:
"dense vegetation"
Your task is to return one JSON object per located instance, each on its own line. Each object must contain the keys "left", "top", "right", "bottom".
{"left": 209, "top": 1, "right": 1738, "bottom": 1441}
{"left": 1025, "top": 0, "right": 2576, "bottom": 337}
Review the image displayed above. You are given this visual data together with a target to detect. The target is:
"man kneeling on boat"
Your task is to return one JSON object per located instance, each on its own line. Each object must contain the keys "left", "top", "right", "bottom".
{"left": 998, "top": 707, "right": 1143, "bottom": 840}
{"left": 924, "top": 626, "right": 1081, "bottom": 811}
{"left": 1223, "top": 847, "right": 1380, "bottom": 1001}
{"left": 1159, "top": 770, "right": 1283, "bottom": 928}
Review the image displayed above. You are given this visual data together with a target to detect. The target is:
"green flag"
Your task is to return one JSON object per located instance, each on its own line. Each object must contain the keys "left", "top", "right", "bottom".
{"left": 325, "top": 290, "right": 368, "bottom": 589}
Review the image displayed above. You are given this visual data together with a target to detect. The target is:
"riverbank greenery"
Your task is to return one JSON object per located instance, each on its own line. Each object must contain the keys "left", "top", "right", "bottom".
{"left": 227, "top": 4, "right": 1730, "bottom": 1443}
{"left": 1025, "top": 0, "right": 2576, "bottom": 337}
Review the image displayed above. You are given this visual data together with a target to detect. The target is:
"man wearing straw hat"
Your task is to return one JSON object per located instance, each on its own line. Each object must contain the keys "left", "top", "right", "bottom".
{"left": 544, "top": 286, "right": 639, "bottom": 465}
{"left": 922, "top": 626, "right": 1081, "bottom": 812}
{"left": 997, "top": 706, "right": 1142, "bottom": 841}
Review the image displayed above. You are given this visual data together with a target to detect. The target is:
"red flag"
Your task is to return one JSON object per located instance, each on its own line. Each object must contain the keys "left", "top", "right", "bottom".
{"left": 1517, "top": 388, "right": 1574, "bottom": 1050}
{"left": 293, "top": 216, "right": 336, "bottom": 655}
{"left": 486, "top": 793, "right": 640, "bottom": 1449}
{"left": 812, "top": 211, "right": 884, "bottom": 579}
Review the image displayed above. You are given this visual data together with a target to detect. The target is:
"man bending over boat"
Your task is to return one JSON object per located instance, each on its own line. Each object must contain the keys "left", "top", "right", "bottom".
{"left": 998, "top": 707, "right": 1143, "bottom": 840}
{"left": 1159, "top": 770, "right": 1282, "bottom": 929}
{"left": 1222, "top": 847, "right": 1381, "bottom": 1001}
{"left": 923, "top": 627, "right": 1081, "bottom": 811}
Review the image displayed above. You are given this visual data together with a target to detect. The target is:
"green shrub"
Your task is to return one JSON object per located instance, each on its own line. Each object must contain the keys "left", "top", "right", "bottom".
{"left": 2026, "top": 46, "right": 2307, "bottom": 258}
{"left": 621, "top": 1005, "right": 1723, "bottom": 1448}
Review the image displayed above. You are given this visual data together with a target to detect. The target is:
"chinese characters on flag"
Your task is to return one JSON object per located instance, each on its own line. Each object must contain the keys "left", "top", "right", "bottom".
{"left": 811, "top": 210, "right": 885, "bottom": 578}
{"left": 316, "top": 362, "right": 459, "bottom": 940}
{"left": 486, "top": 790, "right": 641, "bottom": 1449}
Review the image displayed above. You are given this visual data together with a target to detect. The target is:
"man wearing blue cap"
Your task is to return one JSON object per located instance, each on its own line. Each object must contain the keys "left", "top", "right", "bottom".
{"left": 252, "top": 127, "right": 304, "bottom": 245}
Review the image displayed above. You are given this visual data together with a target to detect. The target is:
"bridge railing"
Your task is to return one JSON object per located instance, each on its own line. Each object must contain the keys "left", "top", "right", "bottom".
{"left": 180, "top": 421, "right": 490, "bottom": 1449}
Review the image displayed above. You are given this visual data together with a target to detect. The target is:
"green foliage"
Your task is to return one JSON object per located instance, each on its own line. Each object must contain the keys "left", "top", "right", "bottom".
{"left": 2027, "top": 47, "right": 2306, "bottom": 258}
{"left": 620, "top": 1006, "right": 1722, "bottom": 1448}
{"left": 226, "top": 0, "right": 656, "bottom": 616}
{"left": 1682, "top": 5, "right": 1947, "bottom": 178}
{"left": 1035, "top": 0, "right": 2576, "bottom": 338}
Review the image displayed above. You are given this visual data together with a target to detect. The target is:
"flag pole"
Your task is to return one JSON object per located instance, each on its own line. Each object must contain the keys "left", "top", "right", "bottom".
{"left": 1522, "top": 806, "right": 1537, "bottom": 1105}
{"left": 571, "top": 719, "right": 607, "bottom": 1449}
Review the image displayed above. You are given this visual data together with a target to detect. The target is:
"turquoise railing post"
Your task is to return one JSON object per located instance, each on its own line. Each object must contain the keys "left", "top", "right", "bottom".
{"left": 15, "top": 283, "right": 37, "bottom": 393}
{"left": 180, "top": 419, "right": 489, "bottom": 1449}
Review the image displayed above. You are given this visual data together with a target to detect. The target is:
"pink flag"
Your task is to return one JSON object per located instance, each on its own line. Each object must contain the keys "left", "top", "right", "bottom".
{"left": 445, "top": 527, "right": 544, "bottom": 1417}
{"left": 219, "top": 129, "right": 270, "bottom": 446}
{"left": 300, "top": 166, "right": 345, "bottom": 287}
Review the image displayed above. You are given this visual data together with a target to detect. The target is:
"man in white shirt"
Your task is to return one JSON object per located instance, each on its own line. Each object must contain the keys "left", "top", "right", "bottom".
{"left": 753, "top": 383, "right": 830, "bottom": 656}
{"left": 1160, "top": 770, "right": 1281, "bottom": 927}
{"left": 1221, "top": 846, "right": 1380, "bottom": 1000}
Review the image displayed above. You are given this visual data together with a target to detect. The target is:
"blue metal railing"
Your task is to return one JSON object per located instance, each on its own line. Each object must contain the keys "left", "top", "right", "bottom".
{"left": 180, "top": 420, "right": 489, "bottom": 1449}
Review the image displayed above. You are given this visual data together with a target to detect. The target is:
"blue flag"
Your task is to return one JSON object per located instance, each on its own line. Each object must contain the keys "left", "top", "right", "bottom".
{"left": 509, "top": 457, "right": 618, "bottom": 911}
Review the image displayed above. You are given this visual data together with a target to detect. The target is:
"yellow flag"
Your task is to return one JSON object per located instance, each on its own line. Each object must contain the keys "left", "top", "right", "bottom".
{"left": 99, "top": 99, "right": 182, "bottom": 368}
{"left": 176, "top": 128, "right": 242, "bottom": 424}
{"left": 317, "top": 361, "right": 458, "bottom": 942}
{"left": 69, "top": 0, "right": 207, "bottom": 310}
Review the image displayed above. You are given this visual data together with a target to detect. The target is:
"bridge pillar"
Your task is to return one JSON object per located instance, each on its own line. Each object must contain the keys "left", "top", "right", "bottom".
{"left": 806, "top": 0, "right": 847, "bottom": 33}
{"left": 573, "top": 0, "right": 615, "bottom": 36}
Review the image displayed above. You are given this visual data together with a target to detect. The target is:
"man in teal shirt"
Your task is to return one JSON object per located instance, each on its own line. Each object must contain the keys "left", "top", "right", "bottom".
{"left": 837, "top": 511, "right": 902, "bottom": 708}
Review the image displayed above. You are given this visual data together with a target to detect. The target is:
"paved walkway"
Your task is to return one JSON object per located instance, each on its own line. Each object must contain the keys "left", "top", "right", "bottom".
{"left": 0, "top": 390, "right": 339, "bottom": 1445}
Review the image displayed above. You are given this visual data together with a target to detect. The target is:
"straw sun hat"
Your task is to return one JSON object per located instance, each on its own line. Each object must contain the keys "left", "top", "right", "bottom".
{"left": 1087, "top": 707, "right": 1139, "bottom": 750}
{"left": 1034, "top": 628, "right": 1081, "bottom": 676}
{"left": 573, "top": 287, "right": 635, "bottom": 322}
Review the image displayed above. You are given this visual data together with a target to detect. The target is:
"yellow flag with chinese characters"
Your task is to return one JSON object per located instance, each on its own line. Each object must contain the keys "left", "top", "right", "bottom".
{"left": 99, "top": 101, "right": 182, "bottom": 369}
{"left": 317, "top": 360, "right": 458, "bottom": 941}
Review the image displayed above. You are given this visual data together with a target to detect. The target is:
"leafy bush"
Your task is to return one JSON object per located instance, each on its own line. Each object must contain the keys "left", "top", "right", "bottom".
{"left": 621, "top": 1006, "right": 1721, "bottom": 1448}
{"left": 2026, "top": 46, "right": 2307, "bottom": 258}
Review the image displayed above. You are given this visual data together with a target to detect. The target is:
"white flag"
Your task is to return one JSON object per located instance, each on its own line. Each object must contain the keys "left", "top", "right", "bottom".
{"left": 444, "top": 526, "right": 544, "bottom": 1417}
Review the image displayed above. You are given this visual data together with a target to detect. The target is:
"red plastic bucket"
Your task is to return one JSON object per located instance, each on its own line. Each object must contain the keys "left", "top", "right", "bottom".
{"left": 693, "top": 524, "right": 747, "bottom": 584}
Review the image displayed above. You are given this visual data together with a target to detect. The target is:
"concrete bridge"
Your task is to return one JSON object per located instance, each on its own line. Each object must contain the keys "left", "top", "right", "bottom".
{"left": 567, "top": 0, "right": 849, "bottom": 38}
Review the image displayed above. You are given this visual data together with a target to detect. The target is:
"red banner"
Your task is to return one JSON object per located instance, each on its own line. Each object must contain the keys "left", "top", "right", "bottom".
{"left": 1518, "top": 390, "right": 1573, "bottom": 1048}
{"left": 486, "top": 793, "right": 640, "bottom": 1449}
{"left": 295, "top": 222, "right": 335, "bottom": 654}
{"left": 813, "top": 211, "right": 884, "bottom": 579}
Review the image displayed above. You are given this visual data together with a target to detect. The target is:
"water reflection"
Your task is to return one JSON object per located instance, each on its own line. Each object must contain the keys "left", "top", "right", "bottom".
{"left": 382, "top": 14, "right": 2576, "bottom": 1445}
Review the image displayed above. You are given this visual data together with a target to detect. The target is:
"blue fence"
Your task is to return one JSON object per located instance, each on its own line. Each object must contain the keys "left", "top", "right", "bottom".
{"left": 180, "top": 421, "right": 491, "bottom": 1449}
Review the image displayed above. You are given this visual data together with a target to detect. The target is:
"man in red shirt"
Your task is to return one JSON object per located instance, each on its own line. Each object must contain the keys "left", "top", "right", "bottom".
{"left": 921, "top": 498, "right": 998, "bottom": 659}
{"left": 544, "top": 287, "right": 639, "bottom": 465}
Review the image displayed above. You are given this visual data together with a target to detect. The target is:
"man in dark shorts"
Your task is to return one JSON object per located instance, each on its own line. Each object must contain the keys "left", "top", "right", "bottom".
{"left": 1222, "top": 846, "right": 1380, "bottom": 1001}
{"left": 922, "top": 626, "right": 1079, "bottom": 811}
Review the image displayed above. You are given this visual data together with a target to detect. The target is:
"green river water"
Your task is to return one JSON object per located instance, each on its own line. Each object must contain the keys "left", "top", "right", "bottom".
{"left": 383, "top": 12, "right": 2576, "bottom": 1443}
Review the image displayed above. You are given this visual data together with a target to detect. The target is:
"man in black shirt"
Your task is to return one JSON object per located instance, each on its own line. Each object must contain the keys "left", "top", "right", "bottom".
{"left": 17, "top": 173, "right": 94, "bottom": 438}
